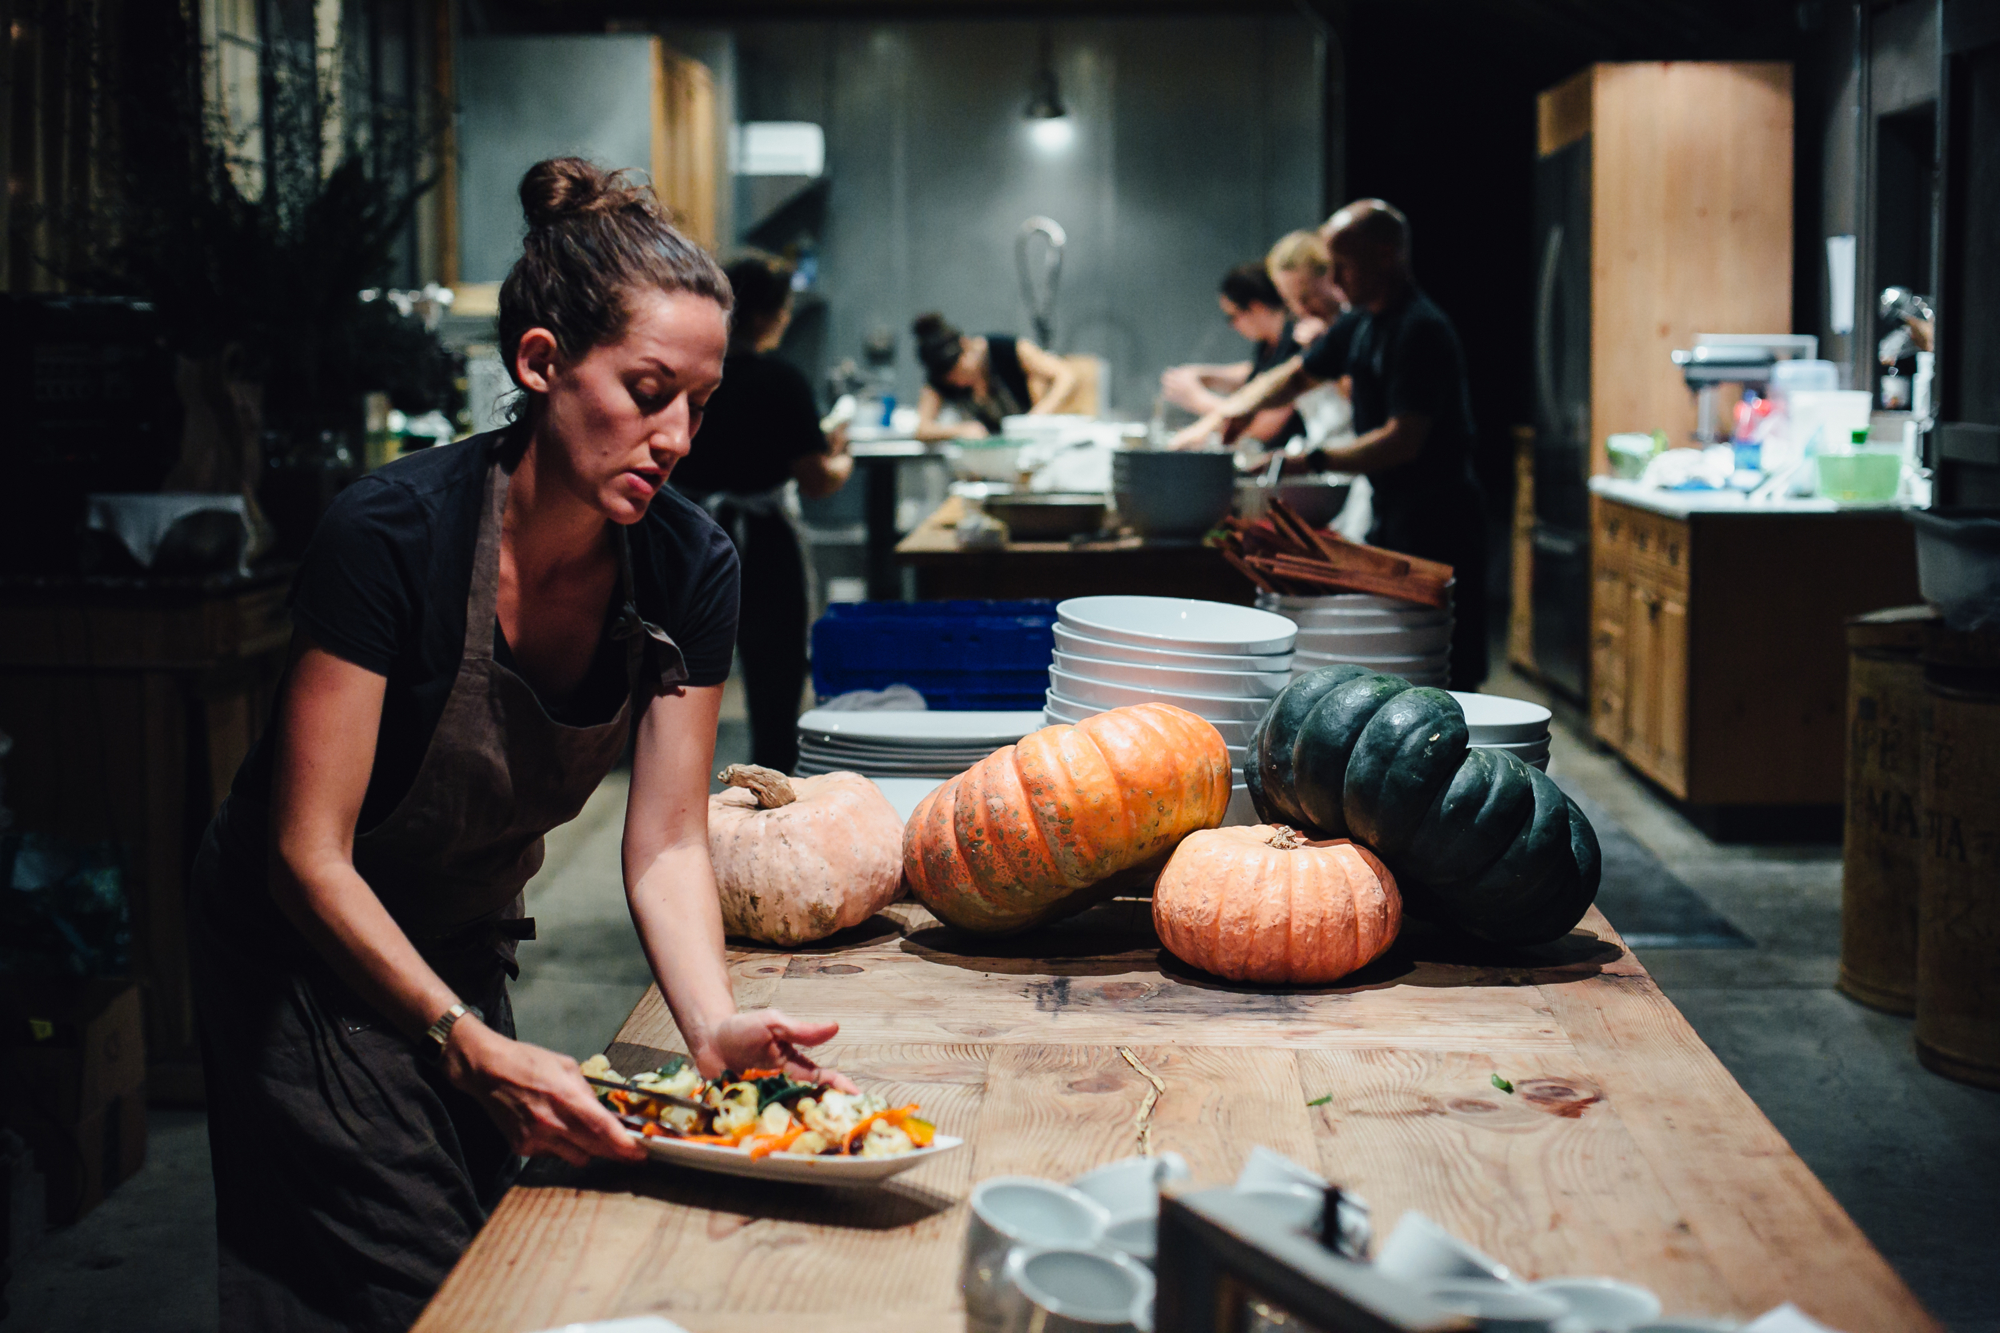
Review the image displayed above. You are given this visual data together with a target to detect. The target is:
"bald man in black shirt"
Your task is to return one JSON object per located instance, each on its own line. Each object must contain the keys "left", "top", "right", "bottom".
{"left": 1174, "top": 200, "right": 1488, "bottom": 689}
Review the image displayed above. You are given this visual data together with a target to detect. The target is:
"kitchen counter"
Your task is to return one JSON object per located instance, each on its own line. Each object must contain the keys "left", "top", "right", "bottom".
{"left": 894, "top": 495, "right": 1252, "bottom": 603}
{"left": 414, "top": 899, "right": 1938, "bottom": 1333}
{"left": 1588, "top": 474, "right": 1909, "bottom": 518}
{"left": 1586, "top": 489, "right": 1918, "bottom": 806}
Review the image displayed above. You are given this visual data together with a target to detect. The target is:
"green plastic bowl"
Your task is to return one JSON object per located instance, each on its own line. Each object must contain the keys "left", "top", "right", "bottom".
{"left": 1815, "top": 450, "right": 1902, "bottom": 503}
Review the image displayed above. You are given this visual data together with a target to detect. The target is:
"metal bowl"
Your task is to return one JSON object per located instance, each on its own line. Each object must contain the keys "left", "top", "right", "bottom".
{"left": 1234, "top": 477, "right": 1353, "bottom": 527}
{"left": 981, "top": 493, "right": 1108, "bottom": 541}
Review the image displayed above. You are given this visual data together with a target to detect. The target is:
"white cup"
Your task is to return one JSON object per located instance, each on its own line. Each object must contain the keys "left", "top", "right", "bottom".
{"left": 1071, "top": 1153, "right": 1191, "bottom": 1220}
{"left": 1532, "top": 1277, "right": 1664, "bottom": 1331}
{"left": 1233, "top": 1185, "right": 1325, "bottom": 1232}
{"left": 964, "top": 1178, "right": 1111, "bottom": 1333}
{"left": 1626, "top": 1322, "right": 1740, "bottom": 1332}
{"left": 1424, "top": 1279, "right": 1580, "bottom": 1332}
{"left": 1001, "top": 1245, "right": 1156, "bottom": 1333}
{"left": 1375, "top": 1211, "right": 1520, "bottom": 1286}
{"left": 1101, "top": 1214, "right": 1158, "bottom": 1268}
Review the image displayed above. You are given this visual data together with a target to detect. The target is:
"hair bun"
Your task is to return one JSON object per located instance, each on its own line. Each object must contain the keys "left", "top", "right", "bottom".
{"left": 519, "top": 157, "right": 657, "bottom": 229}
{"left": 911, "top": 312, "right": 952, "bottom": 342}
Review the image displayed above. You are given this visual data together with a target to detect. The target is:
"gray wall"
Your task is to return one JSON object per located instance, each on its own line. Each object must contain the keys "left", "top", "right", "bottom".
{"left": 727, "top": 17, "right": 1323, "bottom": 414}
{"left": 458, "top": 35, "right": 659, "bottom": 284}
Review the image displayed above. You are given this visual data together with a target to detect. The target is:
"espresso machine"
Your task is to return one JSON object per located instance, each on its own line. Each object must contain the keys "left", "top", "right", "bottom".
{"left": 1670, "top": 333, "right": 1820, "bottom": 443}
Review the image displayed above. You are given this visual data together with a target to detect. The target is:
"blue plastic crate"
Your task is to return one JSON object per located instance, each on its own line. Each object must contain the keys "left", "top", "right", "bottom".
{"left": 811, "top": 600, "right": 1055, "bottom": 709}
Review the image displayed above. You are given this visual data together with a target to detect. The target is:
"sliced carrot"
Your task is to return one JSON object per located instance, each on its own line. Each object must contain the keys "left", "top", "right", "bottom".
{"left": 749, "top": 1124, "right": 806, "bottom": 1160}
{"left": 897, "top": 1115, "right": 937, "bottom": 1148}
{"left": 839, "top": 1104, "right": 922, "bottom": 1155}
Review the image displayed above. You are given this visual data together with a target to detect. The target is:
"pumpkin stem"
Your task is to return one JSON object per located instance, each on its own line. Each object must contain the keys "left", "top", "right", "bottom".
{"left": 1264, "top": 825, "right": 1308, "bottom": 850}
{"left": 718, "top": 764, "right": 798, "bottom": 809}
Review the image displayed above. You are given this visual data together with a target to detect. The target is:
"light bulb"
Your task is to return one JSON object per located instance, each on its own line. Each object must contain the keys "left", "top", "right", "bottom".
{"left": 1029, "top": 116, "right": 1075, "bottom": 153}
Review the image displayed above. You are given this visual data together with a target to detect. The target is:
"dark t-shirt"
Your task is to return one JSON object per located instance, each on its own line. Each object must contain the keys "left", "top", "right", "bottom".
{"left": 1300, "top": 291, "right": 1482, "bottom": 561}
{"left": 1250, "top": 324, "right": 1305, "bottom": 445}
{"left": 230, "top": 431, "right": 740, "bottom": 831}
{"left": 672, "top": 351, "right": 827, "bottom": 497}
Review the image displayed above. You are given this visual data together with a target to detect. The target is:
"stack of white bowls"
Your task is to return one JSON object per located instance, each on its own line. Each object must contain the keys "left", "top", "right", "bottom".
{"left": 793, "top": 709, "right": 1045, "bottom": 820}
{"left": 1450, "top": 692, "right": 1553, "bottom": 772}
{"left": 1255, "top": 589, "right": 1454, "bottom": 687}
{"left": 1042, "top": 596, "right": 1298, "bottom": 826}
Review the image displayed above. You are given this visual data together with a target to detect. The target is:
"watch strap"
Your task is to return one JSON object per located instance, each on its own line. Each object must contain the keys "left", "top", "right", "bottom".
{"left": 426, "top": 1001, "right": 473, "bottom": 1051}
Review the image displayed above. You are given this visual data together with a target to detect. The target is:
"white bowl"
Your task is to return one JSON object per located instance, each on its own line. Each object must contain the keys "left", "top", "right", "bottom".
{"left": 1051, "top": 650, "right": 1289, "bottom": 699}
{"left": 1295, "top": 623, "right": 1454, "bottom": 656}
{"left": 1530, "top": 1277, "right": 1663, "bottom": 1331}
{"left": 1474, "top": 738, "right": 1551, "bottom": 756}
{"left": 1449, "top": 692, "right": 1554, "bottom": 743}
{"left": 1282, "top": 612, "right": 1454, "bottom": 635}
{"left": 1053, "top": 623, "right": 1293, "bottom": 672}
{"left": 1047, "top": 670, "right": 1275, "bottom": 720}
{"left": 1294, "top": 649, "right": 1451, "bottom": 671}
{"left": 1059, "top": 596, "right": 1296, "bottom": 656}
{"left": 1258, "top": 590, "right": 1442, "bottom": 612}
{"left": 795, "top": 709, "right": 1043, "bottom": 746}
{"left": 1045, "top": 692, "right": 1261, "bottom": 745}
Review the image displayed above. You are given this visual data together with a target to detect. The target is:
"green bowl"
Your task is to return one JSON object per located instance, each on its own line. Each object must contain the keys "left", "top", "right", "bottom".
{"left": 1815, "top": 450, "right": 1901, "bottom": 504}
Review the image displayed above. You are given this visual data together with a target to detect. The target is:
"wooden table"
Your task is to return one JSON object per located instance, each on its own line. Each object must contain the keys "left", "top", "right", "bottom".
{"left": 896, "top": 496, "right": 1253, "bottom": 604}
{"left": 416, "top": 899, "right": 1937, "bottom": 1333}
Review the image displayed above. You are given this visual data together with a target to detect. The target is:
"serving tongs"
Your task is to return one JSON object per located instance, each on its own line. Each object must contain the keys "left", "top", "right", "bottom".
{"left": 584, "top": 1074, "right": 714, "bottom": 1136}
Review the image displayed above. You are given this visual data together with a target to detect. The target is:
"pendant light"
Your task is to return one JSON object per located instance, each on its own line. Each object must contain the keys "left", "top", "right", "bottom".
{"left": 1025, "top": 26, "right": 1074, "bottom": 152}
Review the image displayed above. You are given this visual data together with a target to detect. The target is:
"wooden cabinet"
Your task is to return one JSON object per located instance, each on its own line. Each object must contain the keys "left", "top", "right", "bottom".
{"left": 1590, "top": 494, "right": 1920, "bottom": 807}
{"left": 0, "top": 574, "right": 293, "bottom": 1103}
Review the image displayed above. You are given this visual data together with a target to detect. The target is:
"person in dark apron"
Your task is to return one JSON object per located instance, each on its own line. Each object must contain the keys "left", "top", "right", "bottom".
{"left": 189, "top": 157, "right": 855, "bottom": 1333}
{"left": 1171, "top": 200, "right": 1490, "bottom": 689}
{"left": 672, "top": 252, "right": 852, "bottom": 774}
{"left": 910, "top": 312, "right": 1079, "bottom": 439}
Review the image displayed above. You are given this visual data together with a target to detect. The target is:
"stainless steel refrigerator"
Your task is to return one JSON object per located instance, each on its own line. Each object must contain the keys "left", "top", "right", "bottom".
{"left": 1528, "top": 133, "right": 1593, "bottom": 700}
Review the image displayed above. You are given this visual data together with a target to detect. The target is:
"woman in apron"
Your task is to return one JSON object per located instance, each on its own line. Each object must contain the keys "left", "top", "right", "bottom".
{"left": 188, "top": 158, "right": 853, "bottom": 1333}
{"left": 910, "top": 312, "right": 1079, "bottom": 440}
{"left": 671, "top": 251, "right": 852, "bottom": 774}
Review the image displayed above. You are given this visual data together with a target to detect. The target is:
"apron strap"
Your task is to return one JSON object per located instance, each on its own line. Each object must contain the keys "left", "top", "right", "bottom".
{"left": 462, "top": 459, "right": 509, "bottom": 664}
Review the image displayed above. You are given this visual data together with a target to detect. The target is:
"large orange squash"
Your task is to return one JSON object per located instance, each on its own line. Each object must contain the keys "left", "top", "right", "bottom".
{"left": 1154, "top": 824, "right": 1400, "bottom": 984}
{"left": 904, "top": 703, "right": 1231, "bottom": 934}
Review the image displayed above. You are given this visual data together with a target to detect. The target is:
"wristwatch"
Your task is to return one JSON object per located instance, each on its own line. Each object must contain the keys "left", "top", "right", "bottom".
{"left": 425, "top": 1001, "right": 482, "bottom": 1052}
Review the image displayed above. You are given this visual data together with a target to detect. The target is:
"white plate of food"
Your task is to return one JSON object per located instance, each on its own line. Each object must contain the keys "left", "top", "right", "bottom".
{"left": 582, "top": 1055, "right": 962, "bottom": 1187}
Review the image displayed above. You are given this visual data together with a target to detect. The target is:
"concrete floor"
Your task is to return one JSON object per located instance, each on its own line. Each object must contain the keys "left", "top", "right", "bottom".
{"left": 6, "top": 672, "right": 1996, "bottom": 1332}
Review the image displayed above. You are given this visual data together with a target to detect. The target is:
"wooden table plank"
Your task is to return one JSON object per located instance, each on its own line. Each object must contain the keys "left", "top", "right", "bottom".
{"left": 416, "top": 899, "right": 1940, "bottom": 1333}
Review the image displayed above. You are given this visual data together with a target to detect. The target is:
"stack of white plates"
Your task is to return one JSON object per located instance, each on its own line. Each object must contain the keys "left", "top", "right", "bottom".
{"left": 793, "top": 709, "right": 1044, "bottom": 783}
{"left": 1450, "top": 691, "right": 1552, "bottom": 771}
{"left": 1255, "top": 589, "right": 1454, "bottom": 687}
{"left": 1044, "top": 596, "right": 1299, "bottom": 826}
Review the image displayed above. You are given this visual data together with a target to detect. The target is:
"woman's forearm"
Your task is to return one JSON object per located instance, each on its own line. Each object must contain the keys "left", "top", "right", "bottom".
{"left": 626, "top": 841, "right": 736, "bottom": 1069}
{"left": 269, "top": 850, "right": 463, "bottom": 1038}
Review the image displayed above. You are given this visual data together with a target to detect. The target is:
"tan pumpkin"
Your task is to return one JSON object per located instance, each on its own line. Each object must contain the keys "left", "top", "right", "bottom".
{"left": 708, "top": 765, "right": 905, "bottom": 946}
{"left": 1153, "top": 824, "right": 1401, "bottom": 984}
{"left": 904, "top": 703, "right": 1231, "bottom": 935}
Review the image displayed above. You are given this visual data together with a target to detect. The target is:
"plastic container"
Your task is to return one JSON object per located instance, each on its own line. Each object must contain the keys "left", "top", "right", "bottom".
{"left": 1907, "top": 510, "right": 2000, "bottom": 632}
{"left": 811, "top": 600, "right": 1056, "bottom": 709}
{"left": 1815, "top": 450, "right": 1903, "bottom": 503}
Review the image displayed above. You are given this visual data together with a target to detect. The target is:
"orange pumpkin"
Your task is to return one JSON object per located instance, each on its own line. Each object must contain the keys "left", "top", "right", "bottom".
{"left": 1153, "top": 824, "right": 1401, "bottom": 984}
{"left": 904, "top": 704, "right": 1232, "bottom": 934}
{"left": 709, "top": 765, "right": 905, "bottom": 946}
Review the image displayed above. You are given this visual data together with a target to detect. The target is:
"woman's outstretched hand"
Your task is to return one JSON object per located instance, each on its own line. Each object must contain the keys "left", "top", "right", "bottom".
{"left": 443, "top": 1019, "right": 648, "bottom": 1166}
{"left": 705, "top": 1009, "right": 858, "bottom": 1093}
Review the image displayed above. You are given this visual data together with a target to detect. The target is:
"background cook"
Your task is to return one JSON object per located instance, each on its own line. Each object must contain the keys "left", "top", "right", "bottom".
{"left": 672, "top": 250, "right": 853, "bottom": 775}
{"left": 1174, "top": 200, "right": 1488, "bottom": 689}
{"left": 1158, "top": 262, "right": 1307, "bottom": 451}
{"left": 188, "top": 158, "right": 854, "bottom": 1333}
{"left": 909, "top": 311, "right": 1079, "bottom": 440}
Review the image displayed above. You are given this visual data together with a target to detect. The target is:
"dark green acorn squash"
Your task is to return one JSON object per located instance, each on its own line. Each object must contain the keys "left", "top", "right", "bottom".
{"left": 1246, "top": 665, "right": 1600, "bottom": 946}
